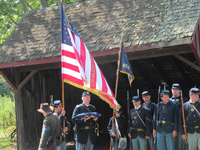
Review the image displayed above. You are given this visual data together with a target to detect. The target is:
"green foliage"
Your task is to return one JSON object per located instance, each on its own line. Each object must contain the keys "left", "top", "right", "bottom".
{"left": 0, "top": 75, "right": 14, "bottom": 98}
{"left": 0, "top": 95, "right": 15, "bottom": 127}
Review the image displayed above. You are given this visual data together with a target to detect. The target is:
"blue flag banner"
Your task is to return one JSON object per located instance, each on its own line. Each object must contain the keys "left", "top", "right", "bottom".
{"left": 119, "top": 42, "right": 134, "bottom": 87}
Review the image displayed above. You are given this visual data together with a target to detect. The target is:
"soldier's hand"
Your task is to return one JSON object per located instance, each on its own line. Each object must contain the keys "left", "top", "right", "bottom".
{"left": 84, "top": 116, "right": 92, "bottom": 122}
{"left": 93, "top": 117, "right": 98, "bottom": 121}
{"left": 128, "top": 133, "right": 131, "bottom": 139}
{"left": 38, "top": 148, "right": 42, "bottom": 150}
{"left": 153, "top": 129, "right": 157, "bottom": 138}
{"left": 63, "top": 127, "right": 68, "bottom": 133}
{"left": 182, "top": 134, "right": 187, "bottom": 141}
{"left": 111, "top": 133, "right": 116, "bottom": 137}
{"left": 145, "top": 136, "right": 150, "bottom": 139}
{"left": 172, "top": 131, "right": 177, "bottom": 138}
{"left": 61, "top": 109, "right": 66, "bottom": 116}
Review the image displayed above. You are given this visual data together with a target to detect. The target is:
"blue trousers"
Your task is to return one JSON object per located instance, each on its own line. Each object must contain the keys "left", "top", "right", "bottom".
{"left": 57, "top": 141, "right": 66, "bottom": 150}
{"left": 157, "top": 131, "right": 175, "bottom": 150}
{"left": 76, "top": 134, "right": 94, "bottom": 150}
{"left": 148, "top": 134, "right": 154, "bottom": 150}
{"left": 131, "top": 135, "right": 147, "bottom": 150}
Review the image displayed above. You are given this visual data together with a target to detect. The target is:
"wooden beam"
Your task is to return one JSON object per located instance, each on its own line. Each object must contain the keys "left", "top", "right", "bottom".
{"left": 151, "top": 58, "right": 172, "bottom": 86}
{"left": 171, "top": 57, "right": 194, "bottom": 87}
{"left": 18, "top": 70, "right": 38, "bottom": 90}
{"left": 0, "top": 69, "right": 17, "bottom": 90}
{"left": 17, "top": 62, "right": 61, "bottom": 72}
{"left": 173, "top": 55, "right": 200, "bottom": 72}
{"left": 95, "top": 45, "right": 192, "bottom": 64}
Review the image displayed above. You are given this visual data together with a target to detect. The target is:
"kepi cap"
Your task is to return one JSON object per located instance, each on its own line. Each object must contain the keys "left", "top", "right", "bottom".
{"left": 172, "top": 83, "right": 181, "bottom": 90}
{"left": 160, "top": 90, "right": 170, "bottom": 96}
{"left": 37, "top": 103, "right": 53, "bottom": 113}
{"left": 82, "top": 91, "right": 91, "bottom": 97}
{"left": 142, "top": 91, "right": 150, "bottom": 97}
{"left": 132, "top": 96, "right": 140, "bottom": 102}
{"left": 189, "top": 87, "right": 199, "bottom": 95}
{"left": 53, "top": 100, "right": 62, "bottom": 108}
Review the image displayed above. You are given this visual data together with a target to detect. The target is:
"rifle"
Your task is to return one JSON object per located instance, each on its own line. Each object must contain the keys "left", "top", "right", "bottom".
{"left": 127, "top": 91, "right": 132, "bottom": 150}
{"left": 181, "top": 90, "right": 188, "bottom": 150}
{"left": 153, "top": 86, "right": 161, "bottom": 150}
{"left": 50, "top": 95, "right": 53, "bottom": 107}
{"left": 137, "top": 89, "right": 139, "bottom": 97}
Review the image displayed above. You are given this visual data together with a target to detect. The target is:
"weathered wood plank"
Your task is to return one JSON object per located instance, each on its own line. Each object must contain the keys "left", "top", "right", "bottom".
{"left": 173, "top": 55, "right": 200, "bottom": 72}
{"left": 18, "top": 70, "right": 38, "bottom": 90}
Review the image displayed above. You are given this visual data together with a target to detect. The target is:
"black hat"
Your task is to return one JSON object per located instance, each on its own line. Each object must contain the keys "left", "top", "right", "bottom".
{"left": 37, "top": 103, "right": 53, "bottom": 113}
{"left": 115, "top": 105, "right": 123, "bottom": 113}
{"left": 142, "top": 91, "right": 150, "bottom": 97}
{"left": 189, "top": 87, "right": 199, "bottom": 95}
{"left": 160, "top": 90, "right": 170, "bottom": 96}
{"left": 82, "top": 91, "right": 91, "bottom": 97}
{"left": 132, "top": 96, "right": 140, "bottom": 102}
{"left": 53, "top": 100, "right": 62, "bottom": 108}
{"left": 172, "top": 83, "right": 181, "bottom": 90}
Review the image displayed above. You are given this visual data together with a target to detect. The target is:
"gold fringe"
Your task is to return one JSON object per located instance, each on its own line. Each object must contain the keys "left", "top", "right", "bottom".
{"left": 120, "top": 70, "right": 134, "bottom": 87}
{"left": 63, "top": 79, "right": 120, "bottom": 110}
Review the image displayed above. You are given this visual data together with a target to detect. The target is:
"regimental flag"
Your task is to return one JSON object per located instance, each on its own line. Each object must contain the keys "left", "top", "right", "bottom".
{"left": 119, "top": 42, "right": 134, "bottom": 87}
{"left": 60, "top": 3, "right": 119, "bottom": 110}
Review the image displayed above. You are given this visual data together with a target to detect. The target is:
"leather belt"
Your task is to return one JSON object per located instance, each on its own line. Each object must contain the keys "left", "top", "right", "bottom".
{"left": 133, "top": 128, "right": 145, "bottom": 132}
{"left": 77, "top": 126, "right": 94, "bottom": 130}
{"left": 160, "top": 120, "right": 174, "bottom": 125}
{"left": 188, "top": 126, "right": 199, "bottom": 129}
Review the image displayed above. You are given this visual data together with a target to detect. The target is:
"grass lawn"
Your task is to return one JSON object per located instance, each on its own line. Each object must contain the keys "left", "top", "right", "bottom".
{"left": 0, "top": 127, "right": 17, "bottom": 150}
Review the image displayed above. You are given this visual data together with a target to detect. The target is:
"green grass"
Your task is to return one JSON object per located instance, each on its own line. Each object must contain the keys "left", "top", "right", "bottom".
{"left": 0, "top": 127, "right": 17, "bottom": 149}
{"left": 0, "top": 95, "right": 17, "bottom": 149}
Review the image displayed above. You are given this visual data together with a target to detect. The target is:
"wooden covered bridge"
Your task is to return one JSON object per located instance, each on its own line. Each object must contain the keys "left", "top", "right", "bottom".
{"left": 1, "top": 0, "right": 200, "bottom": 149}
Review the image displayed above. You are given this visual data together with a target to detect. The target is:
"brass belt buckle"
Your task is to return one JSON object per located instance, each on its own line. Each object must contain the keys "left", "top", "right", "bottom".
{"left": 162, "top": 120, "right": 166, "bottom": 124}
{"left": 137, "top": 128, "right": 142, "bottom": 131}
{"left": 195, "top": 126, "right": 199, "bottom": 129}
{"left": 85, "top": 126, "right": 90, "bottom": 129}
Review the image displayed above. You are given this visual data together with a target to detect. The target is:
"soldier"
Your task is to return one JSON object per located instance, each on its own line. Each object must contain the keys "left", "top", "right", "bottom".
{"left": 53, "top": 100, "right": 71, "bottom": 150}
{"left": 37, "top": 103, "right": 61, "bottom": 150}
{"left": 179, "top": 87, "right": 200, "bottom": 150}
{"left": 128, "top": 96, "right": 151, "bottom": 150}
{"left": 142, "top": 91, "right": 156, "bottom": 150}
{"left": 71, "top": 91, "right": 98, "bottom": 150}
{"left": 107, "top": 105, "right": 127, "bottom": 150}
{"left": 170, "top": 83, "right": 188, "bottom": 150}
{"left": 153, "top": 90, "right": 179, "bottom": 150}
{"left": 171, "top": 83, "right": 188, "bottom": 108}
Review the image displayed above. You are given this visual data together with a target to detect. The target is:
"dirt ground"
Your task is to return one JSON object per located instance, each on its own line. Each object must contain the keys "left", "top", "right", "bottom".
{"left": 66, "top": 133, "right": 130, "bottom": 150}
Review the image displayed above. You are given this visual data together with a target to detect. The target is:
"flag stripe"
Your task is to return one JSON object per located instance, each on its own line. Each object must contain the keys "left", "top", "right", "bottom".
{"left": 62, "top": 62, "right": 80, "bottom": 72}
{"left": 62, "top": 50, "right": 76, "bottom": 59}
{"left": 62, "top": 74, "right": 84, "bottom": 85}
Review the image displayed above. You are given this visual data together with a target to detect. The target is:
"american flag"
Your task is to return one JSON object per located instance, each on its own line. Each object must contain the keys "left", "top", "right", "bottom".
{"left": 60, "top": 3, "right": 119, "bottom": 110}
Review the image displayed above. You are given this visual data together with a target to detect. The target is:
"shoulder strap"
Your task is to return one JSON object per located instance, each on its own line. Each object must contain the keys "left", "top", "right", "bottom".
{"left": 191, "top": 103, "right": 200, "bottom": 118}
{"left": 135, "top": 108, "right": 146, "bottom": 127}
{"left": 114, "top": 118, "right": 121, "bottom": 137}
{"left": 81, "top": 104, "right": 91, "bottom": 112}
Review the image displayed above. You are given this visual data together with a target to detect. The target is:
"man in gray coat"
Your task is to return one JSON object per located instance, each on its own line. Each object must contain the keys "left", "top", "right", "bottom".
{"left": 37, "top": 103, "right": 61, "bottom": 150}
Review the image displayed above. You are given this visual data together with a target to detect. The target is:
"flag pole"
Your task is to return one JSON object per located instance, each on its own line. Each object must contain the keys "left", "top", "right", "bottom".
{"left": 62, "top": 79, "right": 65, "bottom": 137}
{"left": 110, "top": 34, "right": 124, "bottom": 150}
{"left": 61, "top": 1, "right": 65, "bottom": 138}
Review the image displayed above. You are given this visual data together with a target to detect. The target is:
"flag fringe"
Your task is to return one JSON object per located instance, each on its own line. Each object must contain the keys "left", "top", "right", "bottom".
{"left": 63, "top": 79, "right": 120, "bottom": 110}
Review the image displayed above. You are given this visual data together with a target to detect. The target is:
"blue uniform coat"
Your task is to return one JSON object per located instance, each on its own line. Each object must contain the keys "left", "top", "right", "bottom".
{"left": 179, "top": 101, "right": 200, "bottom": 135}
{"left": 71, "top": 103, "right": 97, "bottom": 145}
{"left": 130, "top": 105, "right": 151, "bottom": 139}
{"left": 153, "top": 101, "right": 179, "bottom": 133}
